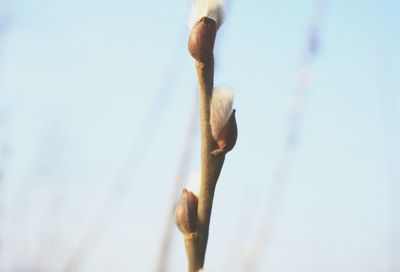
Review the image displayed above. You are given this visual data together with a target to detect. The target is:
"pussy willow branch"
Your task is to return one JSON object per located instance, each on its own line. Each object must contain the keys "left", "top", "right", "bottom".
{"left": 184, "top": 57, "right": 226, "bottom": 271}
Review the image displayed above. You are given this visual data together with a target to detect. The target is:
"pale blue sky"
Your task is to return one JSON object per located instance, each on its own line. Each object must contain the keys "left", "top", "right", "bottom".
{"left": 0, "top": 0, "right": 399, "bottom": 271}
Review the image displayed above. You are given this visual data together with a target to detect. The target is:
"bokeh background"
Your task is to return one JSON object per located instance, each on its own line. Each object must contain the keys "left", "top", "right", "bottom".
{"left": 0, "top": 0, "right": 399, "bottom": 271}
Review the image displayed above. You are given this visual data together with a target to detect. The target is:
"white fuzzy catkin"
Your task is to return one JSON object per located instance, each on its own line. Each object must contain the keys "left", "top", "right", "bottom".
{"left": 210, "top": 88, "right": 234, "bottom": 139}
{"left": 189, "top": 0, "right": 225, "bottom": 30}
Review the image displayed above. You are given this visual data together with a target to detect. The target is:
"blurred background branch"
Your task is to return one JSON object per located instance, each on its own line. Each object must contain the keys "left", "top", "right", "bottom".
{"left": 241, "top": 1, "right": 328, "bottom": 270}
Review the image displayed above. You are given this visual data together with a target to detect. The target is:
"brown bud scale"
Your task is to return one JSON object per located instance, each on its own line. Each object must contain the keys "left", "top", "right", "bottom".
{"left": 188, "top": 17, "right": 217, "bottom": 63}
{"left": 175, "top": 189, "right": 198, "bottom": 235}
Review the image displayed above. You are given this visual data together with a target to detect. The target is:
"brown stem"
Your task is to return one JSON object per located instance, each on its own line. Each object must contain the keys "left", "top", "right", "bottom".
{"left": 186, "top": 57, "right": 226, "bottom": 270}
{"left": 184, "top": 234, "right": 202, "bottom": 272}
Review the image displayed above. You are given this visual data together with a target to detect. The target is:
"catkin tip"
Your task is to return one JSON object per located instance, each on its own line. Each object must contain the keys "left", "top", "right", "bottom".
{"left": 189, "top": 0, "right": 225, "bottom": 30}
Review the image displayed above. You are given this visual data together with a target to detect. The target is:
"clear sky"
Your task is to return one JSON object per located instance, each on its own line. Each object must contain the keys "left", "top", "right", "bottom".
{"left": 0, "top": 0, "right": 399, "bottom": 271}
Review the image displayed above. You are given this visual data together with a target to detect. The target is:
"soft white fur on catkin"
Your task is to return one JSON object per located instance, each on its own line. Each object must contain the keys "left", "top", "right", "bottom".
{"left": 210, "top": 88, "right": 234, "bottom": 139}
{"left": 189, "top": 0, "right": 225, "bottom": 30}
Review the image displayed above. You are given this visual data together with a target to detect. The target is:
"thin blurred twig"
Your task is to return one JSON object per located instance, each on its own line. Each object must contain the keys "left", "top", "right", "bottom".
{"left": 0, "top": 0, "right": 11, "bottom": 262}
{"left": 155, "top": 93, "right": 198, "bottom": 272}
{"left": 240, "top": 1, "right": 328, "bottom": 271}
{"left": 61, "top": 4, "right": 192, "bottom": 272}
{"left": 0, "top": 0, "right": 10, "bottom": 61}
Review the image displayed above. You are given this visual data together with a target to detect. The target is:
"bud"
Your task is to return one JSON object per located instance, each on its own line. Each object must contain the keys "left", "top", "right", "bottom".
{"left": 210, "top": 88, "right": 237, "bottom": 155}
{"left": 175, "top": 189, "right": 198, "bottom": 235}
{"left": 188, "top": 17, "right": 217, "bottom": 63}
{"left": 211, "top": 110, "right": 237, "bottom": 155}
